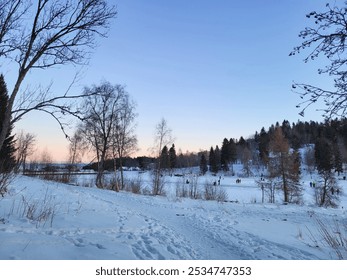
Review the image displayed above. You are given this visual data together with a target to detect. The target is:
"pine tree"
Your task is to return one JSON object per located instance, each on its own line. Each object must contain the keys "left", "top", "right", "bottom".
{"left": 220, "top": 138, "right": 230, "bottom": 171}
{"left": 315, "top": 137, "right": 333, "bottom": 172}
{"left": 169, "top": 144, "right": 177, "bottom": 171}
{"left": 209, "top": 147, "right": 218, "bottom": 173}
{"left": 160, "top": 145, "right": 169, "bottom": 170}
{"left": 228, "top": 138, "right": 237, "bottom": 163}
{"left": 200, "top": 153, "right": 208, "bottom": 175}
{"left": 288, "top": 148, "right": 302, "bottom": 203}
{"left": 0, "top": 75, "right": 16, "bottom": 173}
{"left": 214, "top": 145, "right": 221, "bottom": 172}
{"left": 333, "top": 142, "right": 343, "bottom": 175}
{"left": 228, "top": 138, "right": 237, "bottom": 174}
{"left": 258, "top": 127, "right": 269, "bottom": 164}
{"left": 314, "top": 137, "right": 341, "bottom": 207}
{"left": 281, "top": 120, "right": 292, "bottom": 141}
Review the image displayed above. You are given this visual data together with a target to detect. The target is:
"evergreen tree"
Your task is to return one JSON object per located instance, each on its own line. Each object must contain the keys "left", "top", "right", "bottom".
{"left": 169, "top": 144, "right": 177, "bottom": 171}
{"left": 200, "top": 153, "right": 208, "bottom": 175}
{"left": 0, "top": 74, "right": 16, "bottom": 173}
{"left": 238, "top": 136, "right": 247, "bottom": 147}
{"left": 281, "top": 120, "right": 292, "bottom": 141}
{"left": 214, "top": 145, "right": 221, "bottom": 172}
{"left": 315, "top": 137, "right": 334, "bottom": 172}
{"left": 160, "top": 145, "right": 170, "bottom": 170}
{"left": 289, "top": 148, "right": 302, "bottom": 203}
{"left": 220, "top": 138, "right": 230, "bottom": 171}
{"left": 258, "top": 127, "right": 269, "bottom": 164}
{"left": 209, "top": 147, "right": 218, "bottom": 173}
{"left": 177, "top": 151, "right": 185, "bottom": 169}
{"left": 314, "top": 137, "right": 341, "bottom": 207}
{"left": 228, "top": 138, "right": 237, "bottom": 163}
{"left": 333, "top": 142, "right": 343, "bottom": 175}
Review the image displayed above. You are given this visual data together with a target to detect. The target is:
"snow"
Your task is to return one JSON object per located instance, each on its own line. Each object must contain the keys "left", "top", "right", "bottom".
{"left": 0, "top": 167, "right": 347, "bottom": 260}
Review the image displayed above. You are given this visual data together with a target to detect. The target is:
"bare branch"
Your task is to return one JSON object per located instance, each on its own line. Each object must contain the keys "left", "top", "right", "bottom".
{"left": 0, "top": 0, "right": 117, "bottom": 153}
{"left": 78, "top": 82, "right": 136, "bottom": 189}
{"left": 291, "top": 2, "right": 347, "bottom": 118}
{"left": 0, "top": 0, "right": 28, "bottom": 57}
{"left": 292, "top": 82, "right": 347, "bottom": 118}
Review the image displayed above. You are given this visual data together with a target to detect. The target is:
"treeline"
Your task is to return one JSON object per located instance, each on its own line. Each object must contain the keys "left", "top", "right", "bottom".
{"left": 83, "top": 157, "right": 155, "bottom": 171}
{"left": 82, "top": 151, "right": 202, "bottom": 171}
{"left": 83, "top": 118, "right": 347, "bottom": 176}
{"left": 204, "top": 119, "right": 347, "bottom": 174}
{"left": 255, "top": 119, "right": 347, "bottom": 165}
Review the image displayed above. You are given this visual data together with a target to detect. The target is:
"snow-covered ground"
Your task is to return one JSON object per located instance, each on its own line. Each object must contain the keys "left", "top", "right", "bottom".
{"left": 0, "top": 167, "right": 347, "bottom": 260}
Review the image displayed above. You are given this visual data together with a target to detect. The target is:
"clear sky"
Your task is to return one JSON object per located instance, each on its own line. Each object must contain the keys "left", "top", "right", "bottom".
{"left": 11, "top": 0, "right": 333, "bottom": 162}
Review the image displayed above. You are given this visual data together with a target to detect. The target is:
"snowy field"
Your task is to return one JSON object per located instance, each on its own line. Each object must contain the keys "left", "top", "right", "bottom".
{"left": 0, "top": 167, "right": 347, "bottom": 260}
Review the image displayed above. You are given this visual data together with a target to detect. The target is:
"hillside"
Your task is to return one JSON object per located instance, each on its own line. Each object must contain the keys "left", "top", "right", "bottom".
{"left": 0, "top": 169, "right": 346, "bottom": 260}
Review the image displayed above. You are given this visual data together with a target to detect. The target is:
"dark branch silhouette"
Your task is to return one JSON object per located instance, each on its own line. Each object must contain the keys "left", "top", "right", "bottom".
{"left": 0, "top": 0, "right": 117, "bottom": 153}
{"left": 291, "top": 2, "right": 347, "bottom": 118}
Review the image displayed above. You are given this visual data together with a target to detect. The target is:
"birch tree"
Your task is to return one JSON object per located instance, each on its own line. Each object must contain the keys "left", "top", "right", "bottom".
{"left": 111, "top": 94, "right": 137, "bottom": 191}
{"left": 15, "top": 130, "right": 36, "bottom": 173}
{"left": 0, "top": 0, "right": 116, "bottom": 154}
{"left": 152, "top": 118, "right": 173, "bottom": 195}
{"left": 79, "top": 82, "right": 136, "bottom": 190}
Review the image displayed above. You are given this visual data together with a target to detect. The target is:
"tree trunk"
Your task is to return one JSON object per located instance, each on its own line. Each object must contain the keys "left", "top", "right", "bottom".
{"left": 119, "top": 158, "right": 125, "bottom": 191}
{"left": 113, "top": 157, "right": 120, "bottom": 192}
{"left": 96, "top": 165, "right": 104, "bottom": 188}
{"left": 320, "top": 177, "right": 328, "bottom": 206}
{"left": 154, "top": 159, "right": 161, "bottom": 195}
{"left": 96, "top": 149, "right": 106, "bottom": 188}
{"left": 281, "top": 152, "right": 289, "bottom": 203}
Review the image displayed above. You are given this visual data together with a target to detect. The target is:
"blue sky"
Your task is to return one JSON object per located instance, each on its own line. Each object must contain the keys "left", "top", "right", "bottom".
{"left": 12, "top": 0, "right": 332, "bottom": 161}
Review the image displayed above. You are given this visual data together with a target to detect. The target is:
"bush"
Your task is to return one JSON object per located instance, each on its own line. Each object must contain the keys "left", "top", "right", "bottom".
{"left": 6, "top": 189, "right": 58, "bottom": 228}
{"left": 315, "top": 217, "right": 347, "bottom": 259}
{"left": 176, "top": 176, "right": 202, "bottom": 199}
{"left": 175, "top": 179, "right": 189, "bottom": 198}
{"left": 204, "top": 181, "right": 228, "bottom": 202}
{"left": 124, "top": 176, "right": 143, "bottom": 194}
{"left": 314, "top": 173, "right": 341, "bottom": 208}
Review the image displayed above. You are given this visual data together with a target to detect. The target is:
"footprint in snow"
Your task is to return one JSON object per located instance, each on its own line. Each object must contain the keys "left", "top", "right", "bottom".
{"left": 94, "top": 243, "right": 106, "bottom": 250}
{"left": 67, "top": 237, "right": 85, "bottom": 247}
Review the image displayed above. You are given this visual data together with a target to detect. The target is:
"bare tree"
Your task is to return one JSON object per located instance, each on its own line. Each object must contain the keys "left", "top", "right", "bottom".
{"left": 67, "top": 128, "right": 86, "bottom": 171}
{"left": 40, "top": 148, "right": 54, "bottom": 173}
{"left": 0, "top": 0, "right": 116, "bottom": 154}
{"left": 111, "top": 94, "right": 137, "bottom": 191}
{"left": 314, "top": 170, "right": 341, "bottom": 208}
{"left": 291, "top": 2, "right": 347, "bottom": 118}
{"left": 257, "top": 178, "right": 277, "bottom": 204}
{"left": 15, "top": 130, "right": 36, "bottom": 173}
{"left": 152, "top": 118, "right": 173, "bottom": 195}
{"left": 79, "top": 82, "right": 130, "bottom": 189}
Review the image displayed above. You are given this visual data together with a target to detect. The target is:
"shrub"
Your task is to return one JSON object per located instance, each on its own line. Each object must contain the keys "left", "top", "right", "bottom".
{"left": 315, "top": 217, "right": 347, "bottom": 259}
{"left": 124, "top": 176, "right": 143, "bottom": 194}
{"left": 204, "top": 181, "right": 228, "bottom": 202}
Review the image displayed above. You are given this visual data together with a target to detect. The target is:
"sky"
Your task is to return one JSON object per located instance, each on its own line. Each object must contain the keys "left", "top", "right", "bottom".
{"left": 6, "top": 0, "right": 335, "bottom": 162}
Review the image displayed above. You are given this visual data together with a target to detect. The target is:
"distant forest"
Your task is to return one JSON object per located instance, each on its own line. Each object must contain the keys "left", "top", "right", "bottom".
{"left": 84, "top": 118, "right": 347, "bottom": 174}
